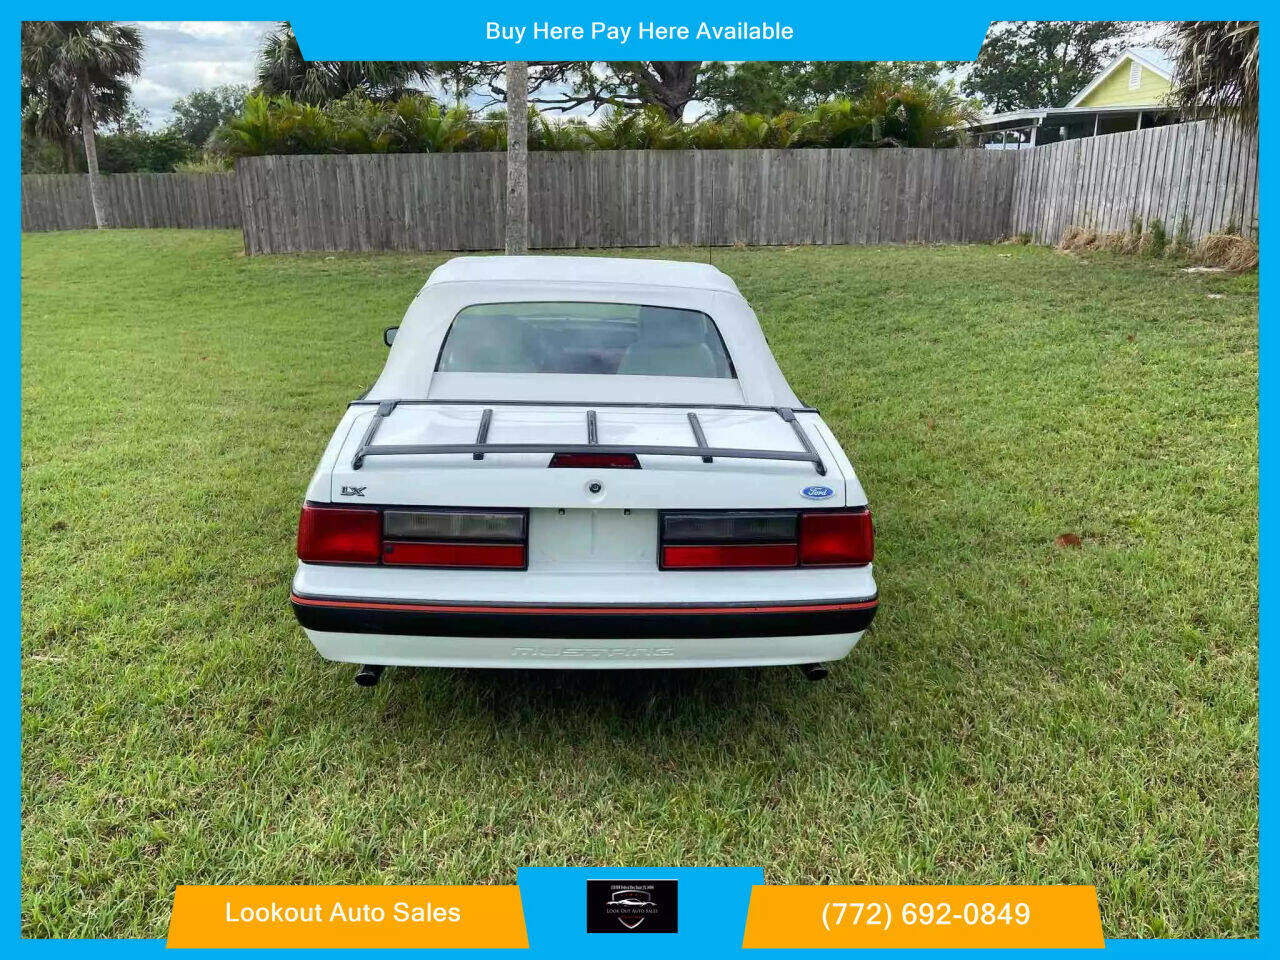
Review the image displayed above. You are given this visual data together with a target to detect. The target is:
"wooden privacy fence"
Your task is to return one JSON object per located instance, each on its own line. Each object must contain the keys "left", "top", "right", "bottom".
{"left": 20, "top": 172, "right": 240, "bottom": 231}
{"left": 234, "top": 148, "right": 1021, "bottom": 254}
{"left": 1009, "top": 119, "right": 1258, "bottom": 244}
{"left": 20, "top": 120, "right": 1258, "bottom": 251}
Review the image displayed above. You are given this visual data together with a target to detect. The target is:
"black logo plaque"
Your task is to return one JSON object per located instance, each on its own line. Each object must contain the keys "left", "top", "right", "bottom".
{"left": 586, "top": 879, "right": 678, "bottom": 933}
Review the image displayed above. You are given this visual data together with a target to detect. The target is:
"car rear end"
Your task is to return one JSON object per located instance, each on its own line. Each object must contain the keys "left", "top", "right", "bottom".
{"left": 291, "top": 402, "right": 877, "bottom": 671}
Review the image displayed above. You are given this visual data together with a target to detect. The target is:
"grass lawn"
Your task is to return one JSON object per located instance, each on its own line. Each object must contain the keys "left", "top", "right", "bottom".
{"left": 21, "top": 230, "right": 1258, "bottom": 938}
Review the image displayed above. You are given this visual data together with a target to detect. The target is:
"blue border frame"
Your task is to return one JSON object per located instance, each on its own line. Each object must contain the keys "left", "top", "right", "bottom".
{"left": 14, "top": 6, "right": 1265, "bottom": 954}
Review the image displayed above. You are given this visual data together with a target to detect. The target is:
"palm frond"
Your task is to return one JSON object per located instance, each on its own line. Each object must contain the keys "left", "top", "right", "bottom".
{"left": 1166, "top": 21, "right": 1259, "bottom": 124}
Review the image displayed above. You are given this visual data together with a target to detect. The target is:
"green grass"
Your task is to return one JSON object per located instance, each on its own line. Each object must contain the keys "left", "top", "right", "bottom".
{"left": 21, "top": 231, "right": 1258, "bottom": 938}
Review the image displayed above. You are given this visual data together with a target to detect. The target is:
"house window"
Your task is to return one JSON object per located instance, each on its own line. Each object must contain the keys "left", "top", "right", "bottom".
{"left": 1129, "top": 60, "right": 1142, "bottom": 90}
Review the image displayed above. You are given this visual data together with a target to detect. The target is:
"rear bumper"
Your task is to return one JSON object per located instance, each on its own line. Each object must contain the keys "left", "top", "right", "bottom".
{"left": 292, "top": 593, "right": 877, "bottom": 639}
{"left": 291, "top": 593, "right": 877, "bottom": 669}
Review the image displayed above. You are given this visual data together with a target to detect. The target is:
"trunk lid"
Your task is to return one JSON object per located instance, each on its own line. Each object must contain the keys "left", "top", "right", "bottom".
{"left": 329, "top": 403, "right": 845, "bottom": 511}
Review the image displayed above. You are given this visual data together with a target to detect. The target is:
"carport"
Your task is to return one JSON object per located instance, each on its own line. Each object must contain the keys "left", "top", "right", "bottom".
{"left": 967, "top": 105, "right": 1181, "bottom": 149}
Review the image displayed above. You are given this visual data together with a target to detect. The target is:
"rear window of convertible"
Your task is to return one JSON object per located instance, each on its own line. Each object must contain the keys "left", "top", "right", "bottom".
{"left": 435, "top": 302, "right": 735, "bottom": 379}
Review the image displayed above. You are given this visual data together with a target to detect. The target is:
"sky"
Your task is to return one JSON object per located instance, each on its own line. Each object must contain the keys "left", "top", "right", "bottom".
{"left": 127, "top": 21, "right": 276, "bottom": 128}
{"left": 124, "top": 20, "right": 607, "bottom": 127}
{"left": 118, "top": 20, "right": 1162, "bottom": 129}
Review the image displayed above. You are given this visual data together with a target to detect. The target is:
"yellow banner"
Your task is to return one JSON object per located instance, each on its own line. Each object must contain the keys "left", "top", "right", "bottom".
{"left": 742, "top": 885, "right": 1104, "bottom": 949}
{"left": 166, "top": 885, "right": 528, "bottom": 949}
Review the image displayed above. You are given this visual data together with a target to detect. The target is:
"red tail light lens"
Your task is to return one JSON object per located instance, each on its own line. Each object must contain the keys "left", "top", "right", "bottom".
{"left": 662, "top": 543, "right": 798, "bottom": 569}
{"left": 297, "top": 505, "right": 528, "bottom": 568}
{"left": 383, "top": 541, "right": 526, "bottom": 568}
{"left": 297, "top": 504, "right": 381, "bottom": 564}
{"left": 548, "top": 452, "right": 641, "bottom": 469}
{"left": 382, "top": 508, "right": 526, "bottom": 568}
{"left": 658, "top": 509, "right": 872, "bottom": 569}
{"left": 800, "top": 510, "right": 873, "bottom": 566}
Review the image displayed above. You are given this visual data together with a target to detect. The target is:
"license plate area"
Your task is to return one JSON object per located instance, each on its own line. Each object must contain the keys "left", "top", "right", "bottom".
{"left": 527, "top": 508, "right": 657, "bottom": 570}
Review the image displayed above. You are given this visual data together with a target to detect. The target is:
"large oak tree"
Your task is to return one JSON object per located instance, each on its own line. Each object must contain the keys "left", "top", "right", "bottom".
{"left": 442, "top": 62, "right": 703, "bottom": 122}
{"left": 698, "top": 61, "right": 948, "bottom": 116}
{"left": 961, "top": 21, "right": 1145, "bottom": 112}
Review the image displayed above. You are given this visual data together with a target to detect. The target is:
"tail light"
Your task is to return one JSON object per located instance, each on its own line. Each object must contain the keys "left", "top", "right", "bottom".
{"left": 662, "top": 543, "right": 798, "bottom": 569}
{"left": 383, "top": 510, "right": 524, "bottom": 541}
{"left": 297, "top": 505, "right": 527, "bottom": 568}
{"left": 799, "top": 510, "right": 873, "bottom": 566}
{"left": 549, "top": 452, "right": 641, "bottom": 469}
{"left": 382, "top": 508, "right": 526, "bottom": 569}
{"left": 381, "top": 541, "right": 526, "bottom": 568}
{"left": 660, "top": 509, "right": 872, "bottom": 570}
{"left": 297, "top": 505, "right": 381, "bottom": 564}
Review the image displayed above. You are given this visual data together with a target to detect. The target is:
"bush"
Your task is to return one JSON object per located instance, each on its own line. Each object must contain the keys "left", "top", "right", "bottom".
{"left": 688, "top": 112, "right": 802, "bottom": 149}
{"left": 173, "top": 153, "right": 233, "bottom": 173}
{"left": 1196, "top": 232, "right": 1259, "bottom": 271}
{"left": 1143, "top": 219, "right": 1168, "bottom": 258}
{"left": 1058, "top": 221, "right": 1256, "bottom": 272}
{"left": 795, "top": 86, "right": 976, "bottom": 149}
{"left": 1171, "top": 215, "right": 1193, "bottom": 257}
{"left": 21, "top": 135, "right": 66, "bottom": 173}
{"left": 211, "top": 83, "right": 983, "bottom": 160}
{"left": 96, "top": 131, "right": 196, "bottom": 173}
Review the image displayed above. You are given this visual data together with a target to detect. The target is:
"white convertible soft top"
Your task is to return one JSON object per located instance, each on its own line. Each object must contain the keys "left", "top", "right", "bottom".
{"left": 364, "top": 255, "right": 803, "bottom": 407}
{"left": 424, "top": 255, "right": 743, "bottom": 295}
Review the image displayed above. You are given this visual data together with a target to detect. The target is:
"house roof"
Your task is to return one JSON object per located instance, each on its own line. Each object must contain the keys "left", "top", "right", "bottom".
{"left": 426, "top": 255, "right": 742, "bottom": 295}
{"left": 1065, "top": 46, "right": 1174, "bottom": 108}
{"left": 1128, "top": 46, "right": 1175, "bottom": 78}
{"left": 964, "top": 103, "right": 1172, "bottom": 133}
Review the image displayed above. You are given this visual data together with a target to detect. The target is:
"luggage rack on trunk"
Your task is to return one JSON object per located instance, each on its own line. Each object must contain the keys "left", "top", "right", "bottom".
{"left": 345, "top": 399, "right": 827, "bottom": 475}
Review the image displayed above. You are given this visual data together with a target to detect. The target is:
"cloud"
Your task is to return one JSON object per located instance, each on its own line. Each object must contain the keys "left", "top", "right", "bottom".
{"left": 125, "top": 20, "right": 275, "bottom": 127}
{"left": 137, "top": 20, "right": 264, "bottom": 39}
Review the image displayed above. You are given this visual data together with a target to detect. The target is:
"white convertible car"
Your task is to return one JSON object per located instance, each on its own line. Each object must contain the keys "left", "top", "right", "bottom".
{"left": 291, "top": 256, "right": 876, "bottom": 684}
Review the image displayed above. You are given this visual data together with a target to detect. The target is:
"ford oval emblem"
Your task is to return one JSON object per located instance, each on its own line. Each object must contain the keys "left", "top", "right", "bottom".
{"left": 802, "top": 485, "right": 834, "bottom": 500}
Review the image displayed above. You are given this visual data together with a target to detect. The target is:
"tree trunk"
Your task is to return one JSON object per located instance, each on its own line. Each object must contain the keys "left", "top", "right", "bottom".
{"left": 504, "top": 61, "right": 528, "bottom": 255}
{"left": 80, "top": 82, "right": 106, "bottom": 229}
{"left": 629, "top": 62, "right": 701, "bottom": 123}
{"left": 64, "top": 137, "right": 78, "bottom": 174}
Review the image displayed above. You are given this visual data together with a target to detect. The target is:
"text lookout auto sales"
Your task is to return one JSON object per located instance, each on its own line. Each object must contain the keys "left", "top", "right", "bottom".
{"left": 226, "top": 901, "right": 462, "bottom": 924}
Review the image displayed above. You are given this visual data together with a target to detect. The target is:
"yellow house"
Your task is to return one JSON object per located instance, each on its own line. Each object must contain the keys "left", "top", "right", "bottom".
{"left": 967, "top": 47, "right": 1179, "bottom": 148}
{"left": 1066, "top": 47, "right": 1173, "bottom": 109}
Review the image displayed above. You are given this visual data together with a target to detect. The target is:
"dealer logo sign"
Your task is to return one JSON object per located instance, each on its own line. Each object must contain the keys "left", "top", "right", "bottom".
{"left": 586, "top": 879, "right": 678, "bottom": 933}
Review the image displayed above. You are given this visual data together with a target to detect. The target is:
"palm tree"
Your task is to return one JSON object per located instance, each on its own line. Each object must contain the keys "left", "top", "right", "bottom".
{"left": 1166, "top": 21, "right": 1259, "bottom": 125}
{"left": 21, "top": 21, "right": 143, "bottom": 227}
{"left": 21, "top": 71, "right": 79, "bottom": 172}
{"left": 256, "top": 23, "right": 431, "bottom": 104}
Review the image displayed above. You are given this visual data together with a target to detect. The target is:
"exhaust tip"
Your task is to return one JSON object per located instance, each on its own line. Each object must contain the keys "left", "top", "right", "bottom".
{"left": 355, "top": 664, "right": 385, "bottom": 687}
{"left": 800, "top": 662, "right": 829, "bottom": 682}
